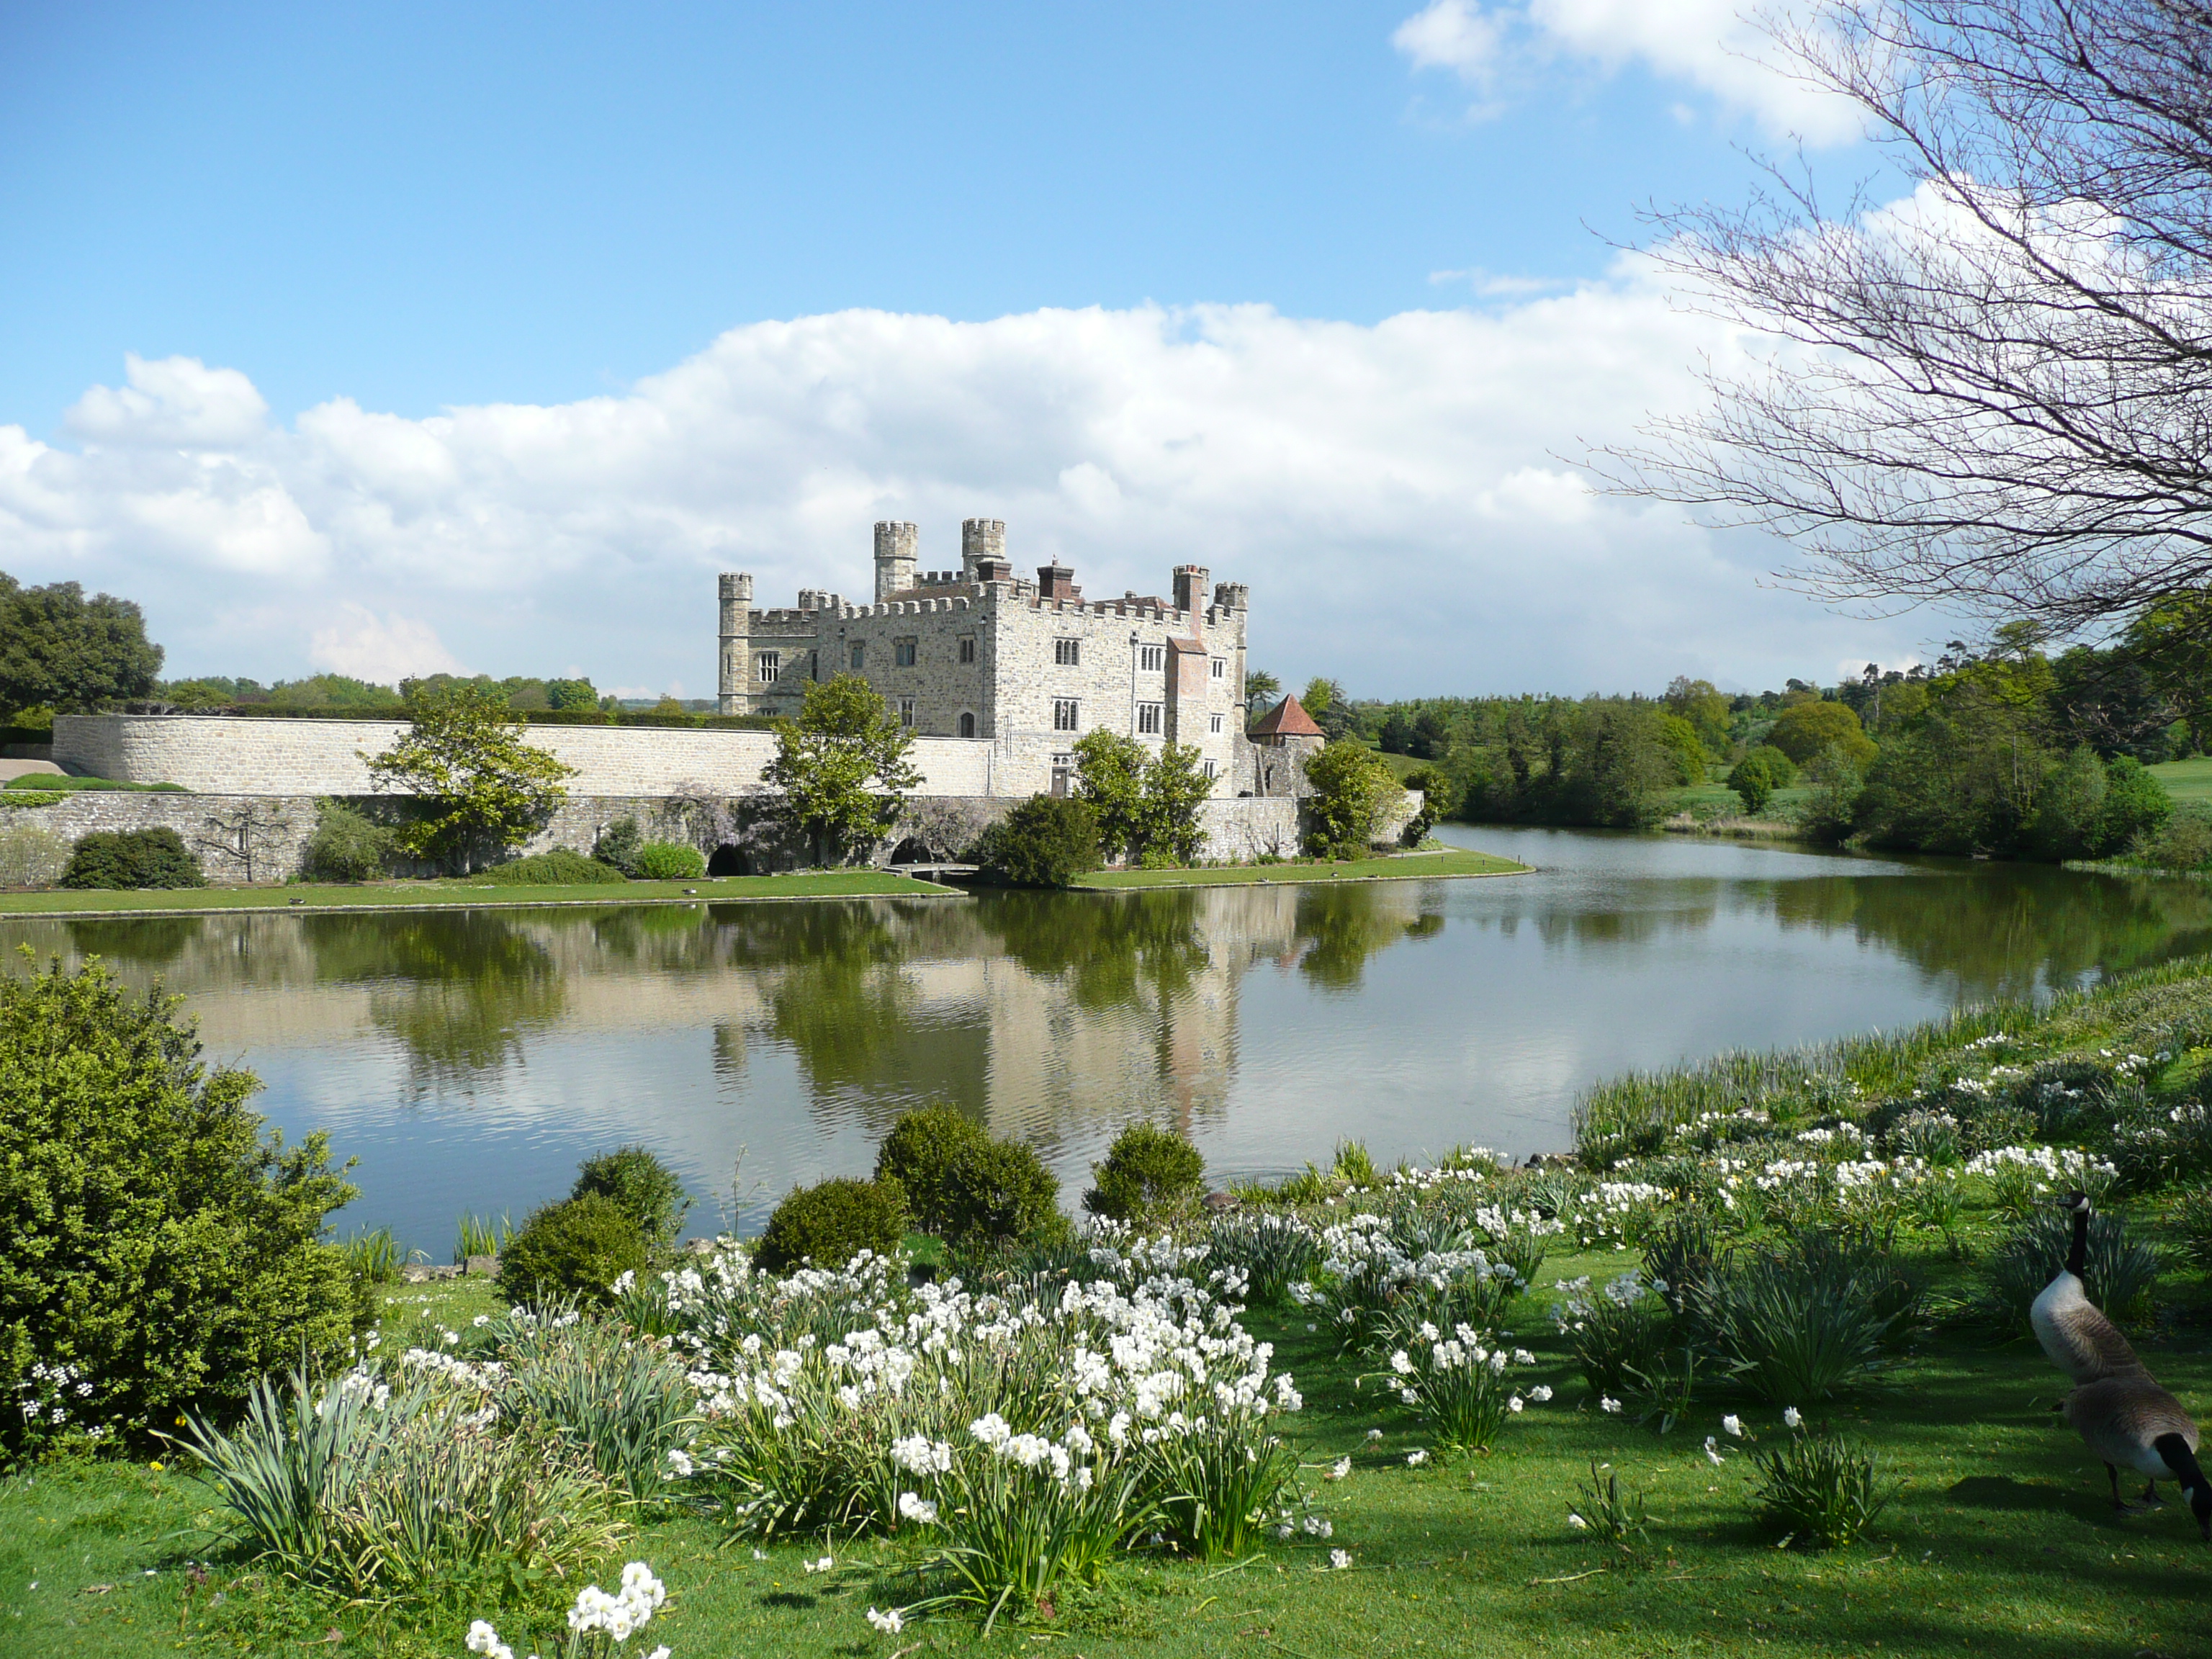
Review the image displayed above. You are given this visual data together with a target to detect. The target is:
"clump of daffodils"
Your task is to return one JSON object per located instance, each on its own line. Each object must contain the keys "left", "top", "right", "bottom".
{"left": 464, "top": 1562, "right": 668, "bottom": 1658}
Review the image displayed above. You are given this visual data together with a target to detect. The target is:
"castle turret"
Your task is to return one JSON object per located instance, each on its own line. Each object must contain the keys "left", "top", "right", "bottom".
{"left": 717, "top": 572, "right": 752, "bottom": 714}
{"left": 961, "top": 518, "right": 1006, "bottom": 580}
{"left": 874, "top": 521, "right": 918, "bottom": 602}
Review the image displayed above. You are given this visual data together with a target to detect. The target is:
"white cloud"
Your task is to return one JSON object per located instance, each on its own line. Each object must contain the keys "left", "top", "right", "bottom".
{"left": 308, "top": 603, "right": 466, "bottom": 683}
{"left": 66, "top": 353, "right": 270, "bottom": 448}
{"left": 1393, "top": 0, "right": 1863, "bottom": 144}
{"left": 0, "top": 275, "right": 1936, "bottom": 697}
{"left": 1392, "top": 0, "right": 1507, "bottom": 89}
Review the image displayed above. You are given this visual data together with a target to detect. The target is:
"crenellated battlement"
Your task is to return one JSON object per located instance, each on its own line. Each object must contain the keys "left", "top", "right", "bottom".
{"left": 714, "top": 518, "right": 1251, "bottom": 790}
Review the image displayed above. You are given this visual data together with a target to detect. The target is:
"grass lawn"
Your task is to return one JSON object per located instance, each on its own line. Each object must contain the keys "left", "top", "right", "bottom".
{"left": 6, "top": 1261, "right": 2210, "bottom": 1658}
{"left": 2151, "top": 756, "right": 2212, "bottom": 804}
{"left": 1078, "top": 848, "right": 1528, "bottom": 889}
{"left": 0, "top": 871, "right": 959, "bottom": 917}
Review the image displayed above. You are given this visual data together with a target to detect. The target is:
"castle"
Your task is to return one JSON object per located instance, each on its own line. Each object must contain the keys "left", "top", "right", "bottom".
{"left": 717, "top": 518, "right": 1277, "bottom": 799}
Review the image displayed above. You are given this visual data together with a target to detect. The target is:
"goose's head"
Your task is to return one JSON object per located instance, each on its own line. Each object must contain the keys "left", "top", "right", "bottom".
{"left": 2056, "top": 1188, "right": 2091, "bottom": 1215}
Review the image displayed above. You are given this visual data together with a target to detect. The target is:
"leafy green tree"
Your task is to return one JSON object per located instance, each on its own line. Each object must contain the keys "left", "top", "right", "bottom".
{"left": 1137, "top": 741, "right": 1214, "bottom": 866}
{"left": 1401, "top": 763, "right": 1451, "bottom": 840}
{"left": 1799, "top": 745, "right": 1866, "bottom": 845}
{"left": 545, "top": 676, "right": 599, "bottom": 711}
{"left": 1664, "top": 675, "right": 1734, "bottom": 751}
{"left": 1303, "top": 741, "right": 1399, "bottom": 858}
{"left": 1244, "top": 667, "right": 1282, "bottom": 719}
{"left": 0, "top": 573, "right": 163, "bottom": 714}
{"left": 762, "top": 673, "right": 922, "bottom": 865}
{"left": 363, "top": 683, "right": 577, "bottom": 872}
{"left": 1768, "top": 700, "right": 1877, "bottom": 770}
{"left": 0, "top": 958, "right": 359, "bottom": 1457}
{"left": 1073, "top": 730, "right": 1150, "bottom": 861}
{"left": 1655, "top": 711, "right": 1711, "bottom": 784}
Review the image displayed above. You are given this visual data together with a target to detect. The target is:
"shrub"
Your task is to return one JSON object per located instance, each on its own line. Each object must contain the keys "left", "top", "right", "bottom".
{"left": 1690, "top": 1228, "right": 1915, "bottom": 1403}
{"left": 571, "top": 1145, "right": 692, "bottom": 1252}
{"left": 476, "top": 847, "right": 627, "bottom": 886}
{"left": 1750, "top": 1424, "right": 1890, "bottom": 1548}
{"left": 498, "top": 1194, "right": 650, "bottom": 1307}
{"left": 1768, "top": 701, "right": 1876, "bottom": 770}
{"left": 0, "top": 822, "right": 69, "bottom": 887}
{"left": 1302, "top": 742, "right": 1399, "bottom": 859}
{"left": 1727, "top": 745, "right": 1798, "bottom": 814}
{"left": 593, "top": 815, "right": 644, "bottom": 876}
{"left": 752, "top": 1176, "right": 907, "bottom": 1274}
{"left": 60, "top": 826, "right": 205, "bottom": 889}
{"left": 875, "top": 1107, "right": 1061, "bottom": 1249}
{"left": 1083, "top": 1121, "right": 1206, "bottom": 1224}
{"left": 636, "top": 840, "right": 706, "bottom": 880}
{"left": 301, "top": 799, "right": 395, "bottom": 882}
{"left": 976, "top": 795, "right": 1102, "bottom": 887}
{"left": 2100, "top": 755, "right": 2172, "bottom": 853}
{"left": 0, "top": 959, "right": 359, "bottom": 1459}
{"left": 2134, "top": 801, "right": 2212, "bottom": 871}
{"left": 1983, "top": 1208, "right": 2157, "bottom": 1331}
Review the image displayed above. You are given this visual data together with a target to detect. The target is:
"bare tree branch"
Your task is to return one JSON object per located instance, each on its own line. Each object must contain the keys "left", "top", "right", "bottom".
{"left": 1593, "top": 0, "right": 2212, "bottom": 639}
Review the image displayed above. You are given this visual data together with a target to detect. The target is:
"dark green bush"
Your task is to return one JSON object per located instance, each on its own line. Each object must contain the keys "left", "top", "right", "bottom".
{"left": 571, "top": 1144, "right": 691, "bottom": 1251}
{"left": 637, "top": 841, "right": 706, "bottom": 880}
{"left": 752, "top": 1177, "right": 908, "bottom": 1274}
{"left": 60, "top": 827, "right": 206, "bottom": 889}
{"left": 301, "top": 799, "right": 393, "bottom": 882}
{"left": 1727, "top": 746, "right": 1797, "bottom": 814}
{"left": 1083, "top": 1121, "right": 1207, "bottom": 1224}
{"left": 1689, "top": 1227, "right": 1916, "bottom": 1403}
{"left": 497, "top": 1193, "right": 649, "bottom": 1308}
{"left": 976, "top": 794, "right": 1102, "bottom": 888}
{"left": 874, "top": 1107, "right": 1061, "bottom": 1249}
{"left": 593, "top": 816, "right": 644, "bottom": 876}
{"left": 0, "top": 959, "right": 359, "bottom": 1460}
{"left": 476, "top": 848, "right": 626, "bottom": 886}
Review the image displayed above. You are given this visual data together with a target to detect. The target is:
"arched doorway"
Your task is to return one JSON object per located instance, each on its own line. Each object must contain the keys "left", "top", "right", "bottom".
{"left": 707, "top": 843, "right": 749, "bottom": 876}
{"left": 957, "top": 711, "right": 976, "bottom": 738}
{"left": 889, "top": 837, "right": 930, "bottom": 865}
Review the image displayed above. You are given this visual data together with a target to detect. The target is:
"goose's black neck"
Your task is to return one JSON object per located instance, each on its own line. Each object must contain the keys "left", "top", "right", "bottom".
{"left": 2067, "top": 1207, "right": 2089, "bottom": 1280}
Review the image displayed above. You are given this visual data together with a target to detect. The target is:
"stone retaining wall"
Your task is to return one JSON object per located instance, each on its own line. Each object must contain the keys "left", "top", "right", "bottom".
{"left": 2, "top": 791, "right": 1310, "bottom": 884}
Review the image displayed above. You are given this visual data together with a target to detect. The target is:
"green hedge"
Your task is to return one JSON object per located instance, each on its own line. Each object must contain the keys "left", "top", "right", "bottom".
{"left": 753, "top": 1177, "right": 907, "bottom": 1274}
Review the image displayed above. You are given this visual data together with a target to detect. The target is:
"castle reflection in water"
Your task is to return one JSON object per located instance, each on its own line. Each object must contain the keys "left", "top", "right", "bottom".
{"left": 8, "top": 827, "right": 2208, "bottom": 1254}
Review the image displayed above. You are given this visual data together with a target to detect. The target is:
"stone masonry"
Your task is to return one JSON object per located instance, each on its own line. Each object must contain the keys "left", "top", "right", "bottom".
{"left": 719, "top": 518, "right": 1258, "bottom": 799}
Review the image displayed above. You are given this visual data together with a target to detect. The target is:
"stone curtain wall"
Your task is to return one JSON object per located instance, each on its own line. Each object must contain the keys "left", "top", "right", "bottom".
{"left": 53, "top": 716, "right": 995, "bottom": 799}
{"left": 4, "top": 791, "right": 1305, "bottom": 884}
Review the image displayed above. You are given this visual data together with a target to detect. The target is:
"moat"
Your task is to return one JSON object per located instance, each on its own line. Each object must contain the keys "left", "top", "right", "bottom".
{"left": 9, "top": 824, "right": 2211, "bottom": 1256}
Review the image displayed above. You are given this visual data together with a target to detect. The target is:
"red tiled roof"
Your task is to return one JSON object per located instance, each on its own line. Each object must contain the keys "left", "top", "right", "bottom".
{"left": 1249, "top": 694, "right": 1324, "bottom": 737}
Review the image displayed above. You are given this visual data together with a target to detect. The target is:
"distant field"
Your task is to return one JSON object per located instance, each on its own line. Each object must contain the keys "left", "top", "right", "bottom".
{"left": 0, "top": 871, "right": 957, "bottom": 917}
{"left": 2150, "top": 756, "right": 2212, "bottom": 801}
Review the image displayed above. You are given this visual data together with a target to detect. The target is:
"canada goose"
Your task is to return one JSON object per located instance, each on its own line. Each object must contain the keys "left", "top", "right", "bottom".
{"left": 2030, "top": 1190, "right": 2149, "bottom": 1385}
{"left": 2062, "top": 1376, "right": 2212, "bottom": 1537}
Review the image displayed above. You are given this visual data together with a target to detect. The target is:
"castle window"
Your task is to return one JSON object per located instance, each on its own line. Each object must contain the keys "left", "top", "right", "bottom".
{"left": 1209, "top": 712, "right": 1223, "bottom": 734}
{"left": 1055, "top": 638, "right": 1081, "bottom": 667}
{"left": 1053, "top": 698, "right": 1079, "bottom": 732}
{"left": 958, "top": 635, "right": 976, "bottom": 664}
{"left": 1137, "top": 702, "right": 1163, "bottom": 735}
{"left": 757, "top": 652, "right": 781, "bottom": 683}
{"left": 958, "top": 711, "right": 976, "bottom": 738}
{"left": 1202, "top": 759, "right": 1218, "bottom": 780}
{"left": 1212, "top": 657, "right": 1226, "bottom": 679}
{"left": 899, "top": 698, "right": 916, "bottom": 729}
{"left": 894, "top": 637, "right": 917, "bottom": 667}
{"left": 1140, "top": 644, "right": 1164, "bottom": 673}
{"left": 850, "top": 642, "right": 866, "bottom": 671}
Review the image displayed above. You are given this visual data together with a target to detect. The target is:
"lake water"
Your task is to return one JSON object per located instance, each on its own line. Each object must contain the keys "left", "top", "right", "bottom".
{"left": 8, "top": 827, "right": 2212, "bottom": 1256}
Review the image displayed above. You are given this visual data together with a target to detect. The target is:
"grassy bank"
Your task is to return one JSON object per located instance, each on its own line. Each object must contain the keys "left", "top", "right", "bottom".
{"left": 2149, "top": 755, "right": 2212, "bottom": 803}
{"left": 1077, "top": 848, "right": 1527, "bottom": 889}
{"left": 0, "top": 870, "right": 958, "bottom": 917}
{"left": 1573, "top": 950, "right": 2212, "bottom": 1161}
{"left": 6, "top": 1259, "right": 2208, "bottom": 1659}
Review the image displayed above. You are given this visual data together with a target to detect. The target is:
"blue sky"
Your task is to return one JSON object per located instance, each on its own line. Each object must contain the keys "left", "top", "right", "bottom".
{"left": 0, "top": 1, "right": 1918, "bottom": 697}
